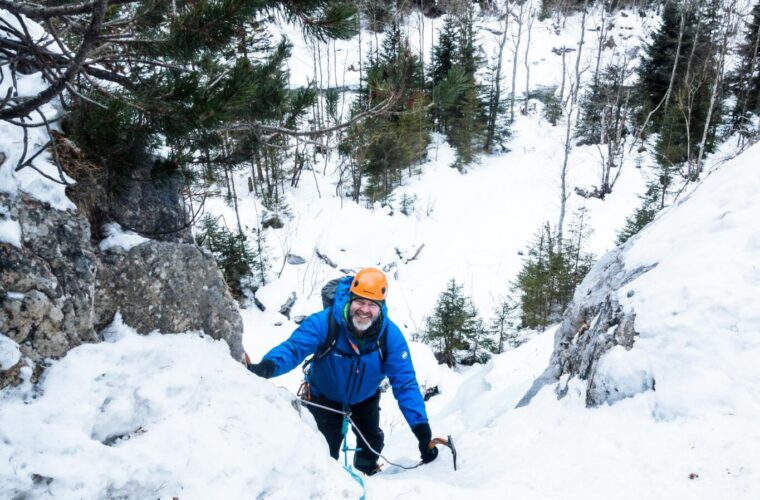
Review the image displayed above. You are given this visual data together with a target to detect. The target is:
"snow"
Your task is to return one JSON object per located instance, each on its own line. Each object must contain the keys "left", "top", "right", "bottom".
{"left": 98, "top": 223, "right": 150, "bottom": 252}
{"left": 3, "top": 2, "right": 760, "bottom": 499}
{"left": 594, "top": 344, "right": 655, "bottom": 404}
{"left": 617, "top": 142, "right": 760, "bottom": 419}
{"left": 0, "top": 207, "right": 21, "bottom": 248}
{"left": 0, "top": 334, "right": 21, "bottom": 370}
{"left": 0, "top": 315, "right": 360, "bottom": 499}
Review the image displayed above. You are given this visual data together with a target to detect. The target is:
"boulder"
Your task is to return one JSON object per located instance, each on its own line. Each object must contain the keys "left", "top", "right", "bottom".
{"left": 95, "top": 241, "right": 244, "bottom": 361}
{"left": 279, "top": 292, "right": 297, "bottom": 319}
{"left": 107, "top": 164, "right": 193, "bottom": 244}
{"left": 286, "top": 253, "right": 307, "bottom": 265}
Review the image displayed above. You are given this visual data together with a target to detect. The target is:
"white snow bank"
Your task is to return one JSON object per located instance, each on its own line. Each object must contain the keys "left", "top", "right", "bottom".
{"left": 0, "top": 210, "right": 21, "bottom": 248}
{"left": 0, "top": 318, "right": 360, "bottom": 499}
{"left": 0, "top": 334, "right": 21, "bottom": 370}
{"left": 0, "top": 11, "right": 75, "bottom": 211}
{"left": 618, "top": 142, "right": 760, "bottom": 418}
{"left": 99, "top": 223, "right": 150, "bottom": 252}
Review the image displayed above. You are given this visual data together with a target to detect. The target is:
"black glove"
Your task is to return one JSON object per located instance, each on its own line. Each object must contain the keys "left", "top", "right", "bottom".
{"left": 247, "top": 359, "right": 276, "bottom": 379}
{"left": 411, "top": 423, "right": 438, "bottom": 464}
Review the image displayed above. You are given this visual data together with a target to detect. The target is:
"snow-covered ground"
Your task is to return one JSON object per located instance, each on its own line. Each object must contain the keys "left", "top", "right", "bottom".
{"left": 2, "top": 2, "right": 760, "bottom": 499}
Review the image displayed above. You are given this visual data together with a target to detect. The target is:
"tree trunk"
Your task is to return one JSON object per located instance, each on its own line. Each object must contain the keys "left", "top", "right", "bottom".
{"left": 558, "top": 0, "right": 588, "bottom": 247}
{"left": 523, "top": 4, "right": 534, "bottom": 115}
{"left": 695, "top": 0, "right": 736, "bottom": 178}
{"left": 510, "top": 1, "right": 525, "bottom": 123}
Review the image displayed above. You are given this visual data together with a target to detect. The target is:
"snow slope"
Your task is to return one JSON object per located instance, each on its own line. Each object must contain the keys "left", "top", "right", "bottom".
{"left": 0, "top": 315, "right": 361, "bottom": 499}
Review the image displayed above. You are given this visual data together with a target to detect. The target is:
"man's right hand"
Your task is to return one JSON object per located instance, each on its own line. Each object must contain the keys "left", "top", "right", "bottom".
{"left": 411, "top": 423, "right": 439, "bottom": 464}
{"left": 247, "top": 359, "right": 276, "bottom": 379}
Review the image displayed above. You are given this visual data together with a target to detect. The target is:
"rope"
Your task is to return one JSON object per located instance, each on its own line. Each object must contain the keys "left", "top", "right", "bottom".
{"left": 341, "top": 413, "right": 366, "bottom": 500}
{"left": 296, "top": 398, "right": 423, "bottom": 471}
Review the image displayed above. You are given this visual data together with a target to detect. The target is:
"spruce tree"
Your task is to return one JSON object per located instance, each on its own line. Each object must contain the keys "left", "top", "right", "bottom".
{"left": 488, "top": 296, "right": 521, "bottom": 353}
{"left": 429, "top": 4, "right": 486, "bottom": 167}
{"left": 424, "top": 278, "right": 480, "bottom": 367}
{"left": 576, "top": 64, "right": 632, "bottom": 146}
{"left": 341, "top": 23, "right": 430, "bottom": 203}
{"left": 637, "top": 0, "right": 724, "bottom": 171}
{"left": 515, "top": 213, "right": 594, "bottom": 330}
{"left": 430, "top": 15, "right": 458, "bottom": 88}
{"left": 195, "top": 215, "right": 269, "bottom": 301}
{"left": 616, "top": 181, "right": 660, "bottom": 245}
{"left": 731, "top": 1, "right": 760, "bottom": 135}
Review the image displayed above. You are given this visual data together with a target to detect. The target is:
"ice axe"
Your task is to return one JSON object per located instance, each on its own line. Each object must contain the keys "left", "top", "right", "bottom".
{"left": 429, "top": 435, "right": 457, "bottom": 471}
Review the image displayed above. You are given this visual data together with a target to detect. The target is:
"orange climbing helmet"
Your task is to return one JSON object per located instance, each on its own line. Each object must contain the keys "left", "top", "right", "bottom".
{"left": 350, "top": 268, "right": 388, "bottom": 302}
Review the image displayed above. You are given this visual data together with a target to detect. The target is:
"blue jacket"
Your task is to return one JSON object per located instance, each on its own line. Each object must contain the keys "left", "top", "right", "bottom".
{"left": 262, "top": 277, "right": 428, "bottom": 428}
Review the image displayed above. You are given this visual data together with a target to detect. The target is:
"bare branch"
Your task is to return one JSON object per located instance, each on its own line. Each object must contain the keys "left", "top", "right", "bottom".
{"left": 0, "top": 0, "right": 109, "bottom": 120}
{"left": 219, "top": 92, "right": 400, "bottom": 138}
{"left": 14, "top": 139, "right": 50, "bottom": 172}
{"left": 0, "top": 0, "right": 139, "bottom": 21}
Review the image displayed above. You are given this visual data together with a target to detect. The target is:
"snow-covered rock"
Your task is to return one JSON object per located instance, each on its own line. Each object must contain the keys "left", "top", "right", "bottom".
{"left": 0, "top": 191, "right": 98, "bottom": 387}
{"left": 0, "top": 190, "right": 243, "bottom": 388}
{"left": 524, "top": 142, "right": 760, "bottom": 412}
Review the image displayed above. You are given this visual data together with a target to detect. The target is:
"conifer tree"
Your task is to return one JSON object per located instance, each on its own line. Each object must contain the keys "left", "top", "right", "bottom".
{"left": 616, "top": 181, "right": 660, "bottom": 245}
{"left": 731, "top": 1, "right": 760, "bottom": 135}
{"left": 424, "top": 278, "right": 481, "bottom": 367}
{"left": 195, "top": 215, "right": 269, "bottom": 301}
{"left": 637, "top": 0, "right": 724, "bottom": 172}
{"left": 515, "top": 211, "right": 594, "bottom": 330}
{"left": 488, "top": 296, "right": 521, "bottom": 353}
{"left": 341, "top": 22, "right": 430, "bottom": 203}
{"left": 576, "top": 63, "right": 632, "bottom": 146}
{"left": 429, "top": 4, "right": 487, "bottom": 167}
{"left": 430, "top": 15, "right": 458, "bottom": 88}
{"left": 463, "top": 318, "right": 497, "bottom": 364}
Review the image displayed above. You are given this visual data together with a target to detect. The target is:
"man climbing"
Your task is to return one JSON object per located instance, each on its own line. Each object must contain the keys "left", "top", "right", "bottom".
{"left": 247, "top": 267, "right": 438, "bottom": 475}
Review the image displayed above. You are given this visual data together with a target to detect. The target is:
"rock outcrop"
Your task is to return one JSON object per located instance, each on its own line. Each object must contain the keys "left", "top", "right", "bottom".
{"left": 518, "top": 248, "right": 657, "bottom": 408}
{"left": 0, "top": 192, "right": 98, "bottom": 384}
{"left": 0, "top": 191, "right": 243, "bottom": 389}
{"left": 107, "top": 165, "right": 194, "bottom": 244}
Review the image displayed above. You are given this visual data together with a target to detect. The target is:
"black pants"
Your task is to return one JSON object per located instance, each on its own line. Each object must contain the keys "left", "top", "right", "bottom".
{"left": 306, "top": 391, "right": 384, "bottom": 473}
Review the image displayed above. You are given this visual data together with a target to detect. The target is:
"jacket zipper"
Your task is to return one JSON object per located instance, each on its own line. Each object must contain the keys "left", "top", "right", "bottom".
{"left": 354, "top": 363, "right": 366, "bottom": 399}
{"left": 345, "top": 357, "right": 355, "bottom": 395}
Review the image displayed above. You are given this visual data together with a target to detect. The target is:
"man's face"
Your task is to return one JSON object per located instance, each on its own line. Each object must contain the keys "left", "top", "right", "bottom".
{"left": 349, "top": 298, "right": 381, "bottom": 333}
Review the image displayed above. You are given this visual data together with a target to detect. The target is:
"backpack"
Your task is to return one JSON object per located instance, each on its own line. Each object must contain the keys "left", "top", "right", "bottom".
{"left": 302, "top": 278, "right": 388, "bottom": 372}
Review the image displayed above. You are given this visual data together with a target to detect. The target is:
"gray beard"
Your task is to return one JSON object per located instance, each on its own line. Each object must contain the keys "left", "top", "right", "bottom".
{"left": 351, "top": 315, "right": 373, "bottom": 334}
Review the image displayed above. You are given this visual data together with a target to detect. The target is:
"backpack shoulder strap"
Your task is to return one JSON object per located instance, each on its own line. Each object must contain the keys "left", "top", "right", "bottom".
{"left": 302, "top": 309, "right": 338, "bottom": 372}
{"left": 377, "top": 325, "right": 389, "bottom": 363}
{"left": 316, "top": 310, "right": 339, "bottom": 360}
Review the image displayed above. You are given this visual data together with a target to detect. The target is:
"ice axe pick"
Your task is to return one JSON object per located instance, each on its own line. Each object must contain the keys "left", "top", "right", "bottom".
{"left": 429, "top": 435, "right": 457, "bottom": 471}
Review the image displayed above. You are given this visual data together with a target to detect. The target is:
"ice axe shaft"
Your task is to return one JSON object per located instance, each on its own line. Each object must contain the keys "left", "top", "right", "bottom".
{"left": 429, "top": 435, "right": 457, "bottom": 471}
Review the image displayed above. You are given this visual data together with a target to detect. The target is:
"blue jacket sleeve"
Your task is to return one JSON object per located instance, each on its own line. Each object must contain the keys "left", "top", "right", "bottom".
{"left": 261, "top": 311, "right": 327, "bottom": 377}
{"left": 383, "top": 324, "right": 429, "bottom": 428}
